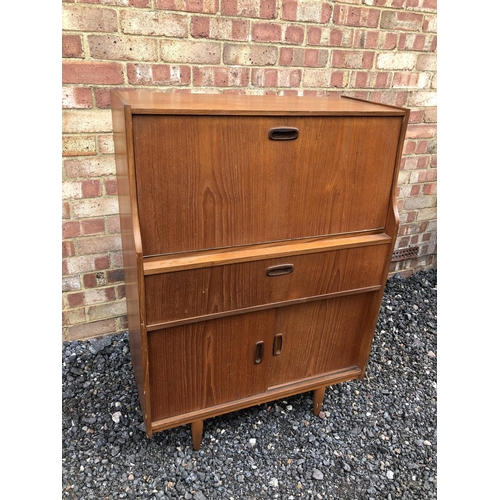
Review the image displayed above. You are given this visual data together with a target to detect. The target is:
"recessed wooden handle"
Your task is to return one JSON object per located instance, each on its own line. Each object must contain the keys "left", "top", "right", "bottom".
{"left": 273, "top": 334, "right": 283, "bottom": 356}
{"left": 266, "top": 264, "right": 294, "bottom": 277}
{"left": 268, "top": 127, "right": 299, "bottom": 141}
{"left": 254, "top": 341, "right": 264, "bottom": 364}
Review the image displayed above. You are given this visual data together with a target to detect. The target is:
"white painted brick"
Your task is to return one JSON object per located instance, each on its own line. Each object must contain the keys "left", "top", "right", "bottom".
{"left": 63, "top": 110, "right": 113, "bottom": 134}
{"left": 377, "top": 52, "right": 417, "bottom": 70}
{"left": 72, "top": 197, "right": 119, "bottom": 218}
{"left": 62, "top": 181, "right": 83, "bottom": 200}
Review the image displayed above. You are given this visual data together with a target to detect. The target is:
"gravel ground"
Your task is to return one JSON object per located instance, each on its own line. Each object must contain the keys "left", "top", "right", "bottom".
{"left": 62, "top": 269, "right": 437, "bottom": 500}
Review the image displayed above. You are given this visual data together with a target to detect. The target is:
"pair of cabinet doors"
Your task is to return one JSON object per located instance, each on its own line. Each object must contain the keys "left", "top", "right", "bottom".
{"left": 148, "top": 291, "right": 376, "bottom": 424}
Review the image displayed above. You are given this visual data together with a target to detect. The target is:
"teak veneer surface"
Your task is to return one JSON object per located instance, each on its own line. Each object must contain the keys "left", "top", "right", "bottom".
{"left": 133, "top": 114, "right": 401, "bottom": 255}
{"left": 112, "top": 91, "right": 407, "bottom": 116}
{"left": 110, "top": 90, "right": 410, "bottom": 447}
{"left": 144, "top": 244, "right": 388, "bottom": 325}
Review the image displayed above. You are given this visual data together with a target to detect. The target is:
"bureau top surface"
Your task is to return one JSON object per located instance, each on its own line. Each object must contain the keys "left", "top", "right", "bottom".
{"left": 112, "top": 90, "right": 407, "bottom": 116}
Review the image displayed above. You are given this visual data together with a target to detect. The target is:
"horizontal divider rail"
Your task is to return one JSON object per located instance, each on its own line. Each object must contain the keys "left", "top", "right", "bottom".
{"left": 143, "top": 233, "right": 392, "bottom": 275}
{"left": 145, "top": 285, "right": 381, "bottom": 331}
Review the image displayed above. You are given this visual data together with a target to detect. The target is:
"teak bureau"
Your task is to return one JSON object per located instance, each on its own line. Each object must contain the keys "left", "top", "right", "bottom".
{"left": 110, "top": 90, "right": 409, "bottom": 450}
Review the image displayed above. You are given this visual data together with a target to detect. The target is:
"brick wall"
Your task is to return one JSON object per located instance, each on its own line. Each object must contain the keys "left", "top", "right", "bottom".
{"left": 62, "top": 0, "right": 437, "bottom": 341}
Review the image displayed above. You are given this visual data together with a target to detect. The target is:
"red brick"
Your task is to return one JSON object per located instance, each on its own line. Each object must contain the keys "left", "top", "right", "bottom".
{"left": 280, "top": 47, "right": 328, "bottom": 67}
{"left": 62, "top": 35, "right": 83, "bottom": 58}
{"left": 116, "top": 284, "right": 126, "bottom": 300}
{"left": 382, "top": 32, "right": 398, "bottom": 50}
{"left": 63, "top": 61, "right": 124, "bottom": 84}
{"left": 63, "top": 221, "right": 81, "bottom": 239}
{"left": 252, "top": 22, "right": 281, "bottom": 42}
{"left": 416, "top": 140, "right": 428, "bottom": 154}
{"left": 94, "top": 89, "right": 114, "bottom": 109}
{"left": 251, "top": 68, "right": 301, "bottom": 87}
{"left": 105, "top": 179, "right": 118, "bottom": 195}
{"left": 334, "top": 5, "right": 379, "bottom": 27}
{"left": 409, "top": 110, "right": 424, "bottom": 124}
{"left": 63, "top": 240, "right": 75, "bottom": 258}
{"left": 156, "top": 0, "right": 219, "bottom": 12}
{"left": 81, "top": 180, "right": 102, "bottom": 198}
{"left": 130, "top": 0, "right": 151, "bottom": 6}
{"left": 393, "top": 72, "right": 420, "bottom": 89}
{"left": 406, "top": 211, "right": 417, "bottom": 223}
{"left": 410, "top": 184, "right": 421, "bottom": 196}
{"left": 95, "top": 256, "right": 110, "bottom": 270}
{"left": 81, "top": 218, "right": 106, "bottom": 235}
{"left": 67, "top": 292, "right": 84, "bottom": 308}
{"left": 285, "top": 25, "right": 304, "bottom": 44}
{"left": 403, "top": 140, "right": 416, "bottom": 155}
{"left": 417, "top": 156, "right": 430, "bottom": 169}
{"left": 83, "top": 272, "right": 101, "bottom": 289}
{"left": 63, "top": 201, "right": 71, "bottom": 220}
{"left": 423, "top": 182, "right": 437, "bottom": 195}
{"left": 351, "top": 71, "right": 390, "bottom": 89}
{"left": 191, "top": 16, "right": 210, "bottom": 38}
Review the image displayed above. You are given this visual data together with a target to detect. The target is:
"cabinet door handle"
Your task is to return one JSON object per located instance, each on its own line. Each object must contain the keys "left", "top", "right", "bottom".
{"left": 266, "top": 264, "right": 294, "bottom": 277}
{"left": 273, "top": 334, "right": 283, "bottom": 356}
{"left": 268, "top": 127, "right": 299, "bottom": 141}
{"left": 254, "top": 341, "right": 264, "bottom": 364}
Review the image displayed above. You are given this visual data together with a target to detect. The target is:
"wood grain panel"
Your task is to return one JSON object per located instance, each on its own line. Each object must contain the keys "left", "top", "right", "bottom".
{"left": 110, "top": 92, "right": 150, "bottom": 430}
{"left": 147, "top": 310, "right": 274, "bottom": 422}
{"left": 269, "top": 293, "right": 374, "bottom": 388}
{"left": 114, "top": 91, "right": 407, "bottom": 117}
{"left": 132, "top": 115, "right": 402, "bottom": 256}
{"left": 144, "top": 244, "right": 388, "bottom": 325}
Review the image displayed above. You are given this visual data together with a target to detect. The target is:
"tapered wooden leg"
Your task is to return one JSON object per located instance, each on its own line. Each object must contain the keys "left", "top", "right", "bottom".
{"left": 191, "top": 420, "right": 204, "bottom": 451}
{"left": 313, "top": 387, "right": 326, "bottom": 416}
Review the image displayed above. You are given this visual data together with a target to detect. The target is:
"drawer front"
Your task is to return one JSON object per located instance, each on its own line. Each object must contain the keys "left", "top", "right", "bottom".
{"left": 145, "top": 244, "right": 389, "bottom": 325}
{"left": 133, "top": 115, "right": 402, "bottom": 256}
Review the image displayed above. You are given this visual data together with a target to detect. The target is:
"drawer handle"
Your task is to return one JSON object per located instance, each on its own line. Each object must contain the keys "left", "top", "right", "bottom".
{"left": 254, "top": 341, "right": 264, "bottom": 364}
{"left": 266, "top": 264, "right": 294, "bottom": 277}
{"left": 268, "top": 127, "right": 299, "bottom": 141}
{"left": 273, "top": 334, "right": 283, "bottom": 356}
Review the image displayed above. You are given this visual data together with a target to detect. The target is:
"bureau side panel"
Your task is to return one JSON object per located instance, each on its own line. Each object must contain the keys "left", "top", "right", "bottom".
{"left": 356, "top": 110, "right": 410, "bottom": 377}
{"left": 132, "top": 115, "right": 402, "bottom": 256}
{"left": 111, "top": 92, "right": 149, "bottom": 428}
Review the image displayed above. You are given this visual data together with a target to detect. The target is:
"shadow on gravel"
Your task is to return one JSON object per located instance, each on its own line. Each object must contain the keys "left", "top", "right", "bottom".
{"left": 62, "top": 270, "right": 437, "bottom": 500}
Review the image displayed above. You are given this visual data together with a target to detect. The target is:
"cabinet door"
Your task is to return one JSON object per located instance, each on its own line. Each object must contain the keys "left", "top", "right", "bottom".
{"left": 132, "top": 115, "right": 402, "bottom": 256}
{"left": 268, "top": 293, "right": 376, "bottom": 389}
{"left": 147, "top": 310, "right": 274, "bottom": 423}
